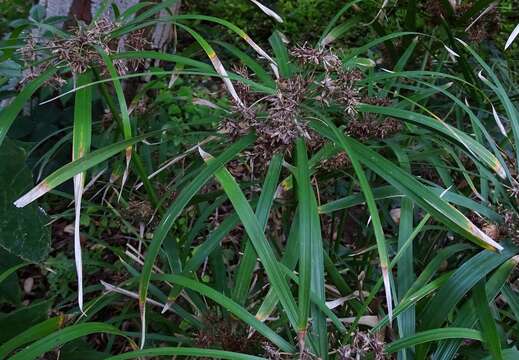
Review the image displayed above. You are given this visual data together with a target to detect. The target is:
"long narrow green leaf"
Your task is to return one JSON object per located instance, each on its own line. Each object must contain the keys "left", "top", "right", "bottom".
{"left": 456, "top": 39, "right": 519, "bottom": 170}
{"left": 473, "top": 280, "right": 503, "bottom": 360}
{"left": 255, "top": 210, "right": 300, "bottom": 321}
{"left": 14, "top": 131, "right": 162, "bottom": 208}
{"left": 332, "top": 131, "right": 393, "bottom": 320}
{"left": 269, "top": 31, "right": 290, "bottom": 78}
{"left": 295, "top": 138, "right": 312, "bottom": 336}
{"left": 319, "top": 18, "right": 361, "bottom": 47}
{"left": 421, "top": 244, "right": 517, "bottom": 331}
{"left": 174, "top": 15, "right": 275, "bottom": 65}
{"left": 232, "top": 154, "right": 283, "bottom": 305}
{"left": 433, "top": 257, "right": 518, "bottom": 359}
{"left": 0, "top": 262, "right": 28, "bottom": 286}
{"left": 9, "top": 323, "right": 130, "bottom": 360}
{"left": 319, "top": 184, "right": 501, "bottom": 222}
{"left": 308, "top": 176, "right": 327, "bottom": 357}
{"left": 154, "top": 274, "right": 294, "bottom": 352}
{"left": 358, "top": 104, "right": 506, "bottom": 179}
{"left": 72, "top": 72, "right": 93, "bottom": 313}
{"left": 199, "top": 147, "right": 299, "bottom": 331}
{"left": 373, "top": 272, "right": 452, "bottom": 332}
{"left": 276, "top": 262, "right": 346, "bottom": 334}
{"left": 312, "top": 119, "right": 502, "bottom": 251}
{"left": 97, "top": 47, "right": 133, "bottom": 195}
{"left": 502, "top": 285, "right": 519, "bottom": 322}
{"left": 391, "top": 143, "right": 415, "bottom": 356}
{"left": 0, "top": 67, "right": 57, "bottom": 146}
{"left": 176, "top": 23, "right": 243, "bottom": 106}
{"left": 138, "top": 135, "right": 254, "bottom": 348}
{"left": 105, "top": 347, "right": 264, "bottom": 360}
{"left": 385, "top": 328, "right": 483, "bottom": 354}
{"left": 0, "top": 316, "right": 64, "bottom": 358}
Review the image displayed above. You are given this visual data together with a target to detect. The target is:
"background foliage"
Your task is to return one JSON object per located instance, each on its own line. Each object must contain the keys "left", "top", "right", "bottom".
{"left": 1, "top": 0, "right": 519, "bottom": 359}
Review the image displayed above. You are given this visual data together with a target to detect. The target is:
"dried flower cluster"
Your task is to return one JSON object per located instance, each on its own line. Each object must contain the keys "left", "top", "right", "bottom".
{"left": 124, "top": 200, "right": 154, "bottom": 225}
{"left": 196, "top": 313, "right": 266, "bottom": 356}
{"left": 50, "top": 18, "right": 118, "bottom": 74}
{"left": 320, "top": 151, "right": 351, "bottom": 171}
{"left": 18, "top": 18, "right": 150, "bottom": 87}
{"left": 346, "top": 116, "right": 402, "bottom": 141}
{"left": 337, "top": 331, "right": 385, "bottom": 360}
{"left": 424, "top": 1, "right": 500, "bottom": 41}
{"left": 501, "top": 209, "right": 519, "bottom": 245}
{"left": 220, "top": 74, "right": 316, "bottom": 167}
{"left": 290, "top": 42, "right": 341, "bottom": 71}
{"left": 220, "top": 44, "right": 400, "bottom": 169}
{"left": 468, "top": 207, "right": 519, "bottom": 245}
{"left": 17, "top": 34, "right": 66, "bottom": 88}
{"left": 262, "top": 341, "right": 283, "bottom": 360}
{"left": 423, "top": 0, "right": 447, "bottom": 25}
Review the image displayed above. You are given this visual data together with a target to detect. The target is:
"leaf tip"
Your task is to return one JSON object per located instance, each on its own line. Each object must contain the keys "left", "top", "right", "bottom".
{"left": 13, "top": 181, "right": 50, "bottom": 208}
{"left": 470, "top": 223, "right": 504, "bottom": 252}
{"left": 198, "top": 146, "right": 213, "bottom": 161}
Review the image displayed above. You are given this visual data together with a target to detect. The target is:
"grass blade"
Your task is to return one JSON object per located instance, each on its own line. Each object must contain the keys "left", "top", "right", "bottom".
{"left": 421, "top": 244, "right": 517, "bottom": 331}
{"left": 199, "top": 147, "right": 299, "bottom": 331}
{"left": 97, "top": 47, "right": 133, "bottom": 196}
{"left": 390, "top": 143, "right": 415, "bottom": 356}
{"left": 295, "top": 138, "right": 312, "bottom": 340}
{"left": 138, "top": 135, "right": 254, "bottom": 348}
{"left": 154, "top": 274, "right": 294, "bottom": 352}
{"left": 433, "top": 257, "right": 518, "bottom": 360}
{"left": 473, "top": 280, "right": 503, "bottom": 360}
{"left": 105, "top": 347, "right": 265, "bottom": 360}
{"left": 249, "top": 0, "right": 283, "bottom": 23}
{"left": 72, "top": 72, "right": 93, "bottom": 313}
{"left": 14, "top": 131, "right": 162, "bottom": 208}
{"left": 505, "top": 23, "right": 519, "bottom": 50}
{"left": 9, "top": 323, "right": 131, "bottom": 360}
{"left": 385, "top": 328, "right": 483, "bottom": 354}
{"left": 0, "top": 67, "right": 57, "bottom": 146}
{"left": 176, "top": 23, "right": 243, "bottom": 107}
{"left": 328, "top": 132, "right": 393, "bottom": 321}
{"left": 313, "top": 119, "right": 502, "bottom": 251}
{"left": 358, "top": 104, "right": 506, "bottom": 179}
{"left": 0, "top": 317, "right": 64, "bottom": 358}
{"left": 232, "top": 153, "right": 283, "bottom": 305}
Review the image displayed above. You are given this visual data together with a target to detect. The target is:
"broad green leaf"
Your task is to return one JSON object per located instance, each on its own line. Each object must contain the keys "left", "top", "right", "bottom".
{"left": 0, "top": 299, "right": 53, "bottom": 344}
{"left": 0, "top": 67, "right": 56, "bottom": 146}
{"left": 0, "top": 140, "right": 50, "bottom": 262}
